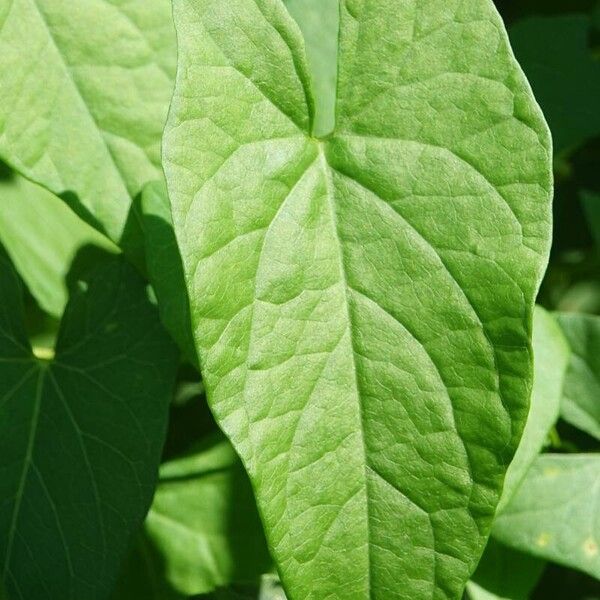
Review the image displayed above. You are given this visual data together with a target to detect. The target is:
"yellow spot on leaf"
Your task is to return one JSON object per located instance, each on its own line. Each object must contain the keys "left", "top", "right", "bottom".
{"left": 584, "top": 537, "right": 598, "bottom": 558}
{"left": 543, "top": 467, "right": 561, "bottom": 478}
{"left": 536, "top": 532, "right": 551, "bottom": 548}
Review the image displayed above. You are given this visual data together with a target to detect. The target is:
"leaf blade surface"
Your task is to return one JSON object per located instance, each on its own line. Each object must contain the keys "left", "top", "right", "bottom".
{"left": 0, "top": 0, "right": 175, "bottom": 244}
{"left": 493, "top": 454, "right": 600, "bottom": 580}
{"left": 163, "top": 1, "right": 553, "bottom": 598}
{"left": 0, "top": 247, "right": 178, "bottom": 600}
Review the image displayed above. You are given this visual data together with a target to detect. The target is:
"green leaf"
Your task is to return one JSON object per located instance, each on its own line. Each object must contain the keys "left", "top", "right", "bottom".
{"left": 498, "top": 307, "right": 569, "bottom": 511}
{"left": 194, "top": 576, "right": 287, "bottom": 600}
{"left": 129, "top": 435, "right": 271, "bottom": 597}
{"left": 581, "top": 190, "right": 600, "bottom": 252}
{"left": 112, "top": 532, "right": 184, "bottom": 600}
{"left": 283, "top": 0, "right": 338, "bottom": 137}
{"left": 0, "top": 167, "right": 116, "bottom": 318}
{"left": 493, "top": 454, "right": 600, "bottom": 580}
{"left": 163, "top": 1, "right": 552, "bottom": 598}
{"left": 0, "top": 246, "right": 178, "bottom": 599}
{"left": 465, "top": 539, "right": 545, "bottom": 600}
{"left": 0, "top": 0, "right": 175, "bottom": 245}
{"left": 508, "top": 14, "right": 600, "bottom": 155}
{"left": 141, "top": 181, "right": 197, "bottom": 366}
{"left": 555, "top": 312, "right": 600, "bottom": 441}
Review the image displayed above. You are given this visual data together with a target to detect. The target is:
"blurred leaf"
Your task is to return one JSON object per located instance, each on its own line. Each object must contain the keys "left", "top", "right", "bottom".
{"left": 193, "top": 576, "right": 287, "bottom": 600}
{"left": 493, "top": 454, "right": 600, "bottom": 580}
{"left": 582, "top": 190, "right": 600, "bottom": 249}
{"left": 494, "top": 0, "right": 599, "bottom": 23}
{"left": 556, "top": 280, "right": 600, "bottom": 314}
{"left": 498, "top": 307, "right": 570, "bottom": 511}
{"left": 466, "top": 539, "right": 545, "bottom": 600}
{"left": 0, "top": 168, "right": 116, "bottom": 318}
{"left": 141, "top": 181, "right": 197, "bottom": 366}
{"left": 556, "top": 313, "right": 600, "bottom": 441}
{"left": 0, "top": 246, "right": 178, "bottom": 600}
{"left": 112, "top": 532, "right": 183, "bottom": 600}
{"left": 0, "top": 0, "right": 175, "bottom": 250}
{"left": 115, "top": 435, "right": 271, "bottom": 598}
{"left": 283, "top": 0, "right": 338, "bottom": 137}
{"left": 509, "top": 14, "right": 600, "bottom": 155}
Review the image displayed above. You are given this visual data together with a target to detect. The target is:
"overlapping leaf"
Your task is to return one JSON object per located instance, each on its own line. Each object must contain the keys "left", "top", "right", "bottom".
{"left": 115, "top": 435, "right": 271, "bottom": 599}
{"left": 0, "top": 0, "right": 175, "bottom": 246}
{"left": 498, "top": 307, "right": 569, "bottom": 510}
{"left": 465, "top": 539, "right": 545, "bottom": 600}
{"left": 493, "top": 454, "right": 600, "bottom": 580}
{"left": 556, "top": 312, "right": 600, "bottom": 441}
{"left": 141, "top": 181, "right": 197, "bottom": 366}
{"left": 163, "top": 0, "right": 552, "bottom": 598}
{"left": 0, "top": 166, "right": 115, "bottom": 317}
{"left": 0, "top": 246, "right": 178, "bottom": 599}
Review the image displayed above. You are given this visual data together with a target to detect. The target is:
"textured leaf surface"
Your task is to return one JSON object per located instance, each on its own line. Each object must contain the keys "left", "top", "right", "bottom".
{"left": 556, "top": 312, "right": 600, "bottom": 441}
{"left": 163, "top": 1, "right": 552, "bottom": 598}
{"left": 0, "top": 246, "right": 178, "bottom": 599}
{"left": 493, "top": 454, "right": 600, "bottom": 579}
{"left": 498, "top": 307, "right": 569, "bottom": 511}
{"left": 0, "top": 0, "right": 175, "bottom": 244}
{"left": 465, "top": 539, "right": 544, "bottom": 600}
{"left": 0, "top": 167, "right": 115, "bottom": 317}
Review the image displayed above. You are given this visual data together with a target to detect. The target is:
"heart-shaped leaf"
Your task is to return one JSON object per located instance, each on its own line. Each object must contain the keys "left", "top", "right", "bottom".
{"left": 0, "top": 246, "right": 178, "bottom": 600}
{"left": 163, "top": 1, "right": 553, "bottom": 597}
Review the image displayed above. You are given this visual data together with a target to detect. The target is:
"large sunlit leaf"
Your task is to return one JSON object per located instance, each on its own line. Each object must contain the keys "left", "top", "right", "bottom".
{"left": 0, "top": 166, "right": 115, "bottom": 318}
{"left": 498, "top": 307, "right": 569, "bottom": 510}
{"left": 465, "top": 539, "right": 545, "bottom": 600}
{"left": 0, "top": 0, "right": 175, "bottom": 246}
{"left": 163, "top": 1, "right": 552, "bottom": 598}
{"left": 555, "top": 312, "right": 600, "bottom": 441}
{"left": 0, "top": 245, "right": 178, "bottom": 600}
{"left": 493, "top": 454, "right": 600, "bottom": 580}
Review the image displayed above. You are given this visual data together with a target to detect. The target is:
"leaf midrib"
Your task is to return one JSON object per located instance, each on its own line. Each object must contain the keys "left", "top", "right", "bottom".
{"left": 317, "top": 141, "right": 373, "bottom": 595}
{"left": 3, "top": 365, "right": 45, "bottom": 579}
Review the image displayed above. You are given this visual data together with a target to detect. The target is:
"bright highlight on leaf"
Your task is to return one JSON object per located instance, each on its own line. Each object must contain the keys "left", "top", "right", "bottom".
{"left": 0, "top": 246, "right": 178, "bottom": 600}
{"left": 163, "top": 0, "right": 553, "bottom": 598}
